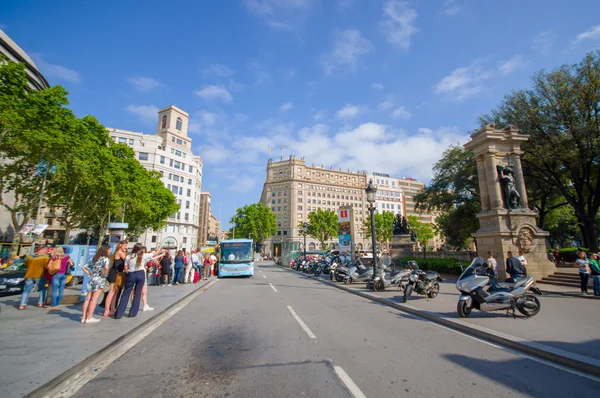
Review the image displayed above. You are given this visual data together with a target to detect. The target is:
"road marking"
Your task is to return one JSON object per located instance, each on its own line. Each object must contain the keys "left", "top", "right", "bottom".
{"left": 263, "top": 275, "right": 266, "bottom": 279}
{"left": 269, "top": 283, "right": 278, "bottom": 292}
{"left": 333, "top": 366, "right": 367, "bottom": 398}
{"left": 287, "top": 306, "right": 316, "bottom": 339}
{"left": 36, "top": 280, "right": 219, "bottom": 398}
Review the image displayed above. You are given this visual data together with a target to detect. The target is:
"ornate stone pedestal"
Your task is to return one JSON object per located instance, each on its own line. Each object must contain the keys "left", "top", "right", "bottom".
{"left": 390, "top": 234, "right": 416, "bottom": 259}
{"left": 465, "top": 125, "right": 556, "bottom": 281}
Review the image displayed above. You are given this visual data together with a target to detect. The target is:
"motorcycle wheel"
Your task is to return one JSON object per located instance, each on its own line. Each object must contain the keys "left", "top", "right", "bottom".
{"left": 315, "top": 268, "right": 322, "bottom": 277}
{"left": 335, "top": 274, "right": 344, "bottom": 282}
{"left": 402, "top": 286, "right": 412, "bottom": 303}
{"left": 427, "top": 282, "right": 440, "bottom": 298}
{"left": 517, "top": 294, "right": 541, "bottom": 317}
{"left": 457, "top": 300, "right": 472, "bottom": 318}
{"left": 330, "top": 272, "right": 334, "bottom": 281}
{"left": 373, "top": 280, "right": 383, "bottom": 292}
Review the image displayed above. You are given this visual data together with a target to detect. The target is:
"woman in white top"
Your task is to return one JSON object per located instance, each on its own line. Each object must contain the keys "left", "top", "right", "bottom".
{"left": 115, "top": 243, "right": 163, "bottom": 319}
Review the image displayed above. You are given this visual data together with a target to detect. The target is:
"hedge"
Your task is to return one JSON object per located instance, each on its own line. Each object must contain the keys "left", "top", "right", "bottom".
{"left": 395, "top": 256, "right": 466, "bottom": 275}
{"left": 546, "top": 247, "right": 589, "bottom": 263}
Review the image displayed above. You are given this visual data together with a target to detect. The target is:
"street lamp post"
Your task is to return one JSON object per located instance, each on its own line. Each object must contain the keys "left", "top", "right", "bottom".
{"left": 301, "top": 222, "right": 308, "bottom": 260}
{"left": 365, "top": 179, "right": 378, "bottom": 280}
{"left": 85, "top": 227, "right": 93, "bottom": 256}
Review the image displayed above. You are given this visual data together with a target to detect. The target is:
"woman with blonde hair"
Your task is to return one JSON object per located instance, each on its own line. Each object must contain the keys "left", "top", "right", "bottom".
{"left": 47, "top": 246, "right": 73, "bottom": 310}
{"left": 103, "top": 240, "right": 127, "bottom": 317}
{"left": 81, "top": 245, "right": 111, "bottom": 324}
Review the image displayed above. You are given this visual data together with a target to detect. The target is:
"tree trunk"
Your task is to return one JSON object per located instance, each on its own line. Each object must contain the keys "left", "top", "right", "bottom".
{"left": 8, "top": 232, "right": 21, "bottom": 264}
{"left": 63, "top": 227, "right": 71, "bottom": 245}
{"left": 581, "top": 217, "right": 598, "bottom": 251}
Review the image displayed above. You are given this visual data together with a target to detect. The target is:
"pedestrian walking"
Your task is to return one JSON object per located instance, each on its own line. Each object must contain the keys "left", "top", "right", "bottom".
{"left": 506, "top": 251, "right": 527, "bottom": 281}
{"left": 183, "top": 248, "right": 194, "bottom": 283}
{"left": 160, "top": 250, "right": 172, "bottom": 285}
{"left": 103, "top": 240, "right": 127, "bottom": 317}
{"left": 18, "top": 246, "right": 50, "bottom": 310}
{"left": 486, "top": 251, "right": 498, "bottom": 287}
{"left": 47, "top": 247, "right": 74, "bottom": 310}
{"left": 575, "top": 251, "right": 591, "bottom": 295}
{"left": 589, "top": 252, "right": 600, "bottom": 297}
{"left": 81, "top": 245, "right": 111, "bottom": 324}
{"left": 115, "top": 244, "right": 163, "bottom": 319}
{"left": 173, "top": 250, "right": 185, "bottom": 285}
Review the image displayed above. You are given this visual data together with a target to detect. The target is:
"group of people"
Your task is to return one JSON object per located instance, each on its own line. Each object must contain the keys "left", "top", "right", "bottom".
{"left": 575, "top": 251, "right": 600, "bottom": 296}
{"left": 18, "top": 241, "right": 219, "bottom": 324}
{"left": 485, "top": 249, "right": 529, "bottom": 287}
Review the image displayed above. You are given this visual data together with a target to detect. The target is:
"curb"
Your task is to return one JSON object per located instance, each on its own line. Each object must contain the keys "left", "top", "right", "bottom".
{"left": 24, "top": 279, "right": 218, "bottom": 398}
{"left": 273, "top": 264, "right": 600, "bottom": 378}
{"left": 539, "top": 290, "right": 600, "bottom": 300}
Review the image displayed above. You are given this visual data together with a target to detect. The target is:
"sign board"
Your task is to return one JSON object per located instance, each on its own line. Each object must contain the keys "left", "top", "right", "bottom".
{"left": 338, "top": 206, "right": 354, "bottom": 258}
{"left": 162, "top": 236, "right": 178, "bottom": 249}
{"left": 19, "top": 224, "right": 35, "bottom": 235}
{"left": 31, "top": 224, "right": 49, "bottom": 235}
{"left": 108, "top": 222, "right": 129, "bottom": 230}
{"left": 373, "top": 172, "right": 390, "bottom": 178}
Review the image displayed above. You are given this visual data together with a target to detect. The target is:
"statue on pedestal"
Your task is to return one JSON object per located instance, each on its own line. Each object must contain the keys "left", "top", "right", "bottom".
{"left": 393, "top": 214, "right": 410, "bottom": 235}
{"left": 497, "top": 165, "right": 521, "bottom": 210}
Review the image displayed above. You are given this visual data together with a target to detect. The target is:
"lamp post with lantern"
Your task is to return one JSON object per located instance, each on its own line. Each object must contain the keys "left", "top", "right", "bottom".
{"left": 300, "top": 222, "right": 308, "bottom": 261}
{"left": 365, "top": 179, "right": 378, "bottom": 280}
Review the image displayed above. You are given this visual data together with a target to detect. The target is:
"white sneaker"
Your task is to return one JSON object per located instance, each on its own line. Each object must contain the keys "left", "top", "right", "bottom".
{"left": 86, "top": 318, "right": 101, "bottom": 324}
{"left": 167, "top": 283, "right": 172, "bottom": 286}
{"left": 142, "top": 306, "right": 154, "bottom": 311}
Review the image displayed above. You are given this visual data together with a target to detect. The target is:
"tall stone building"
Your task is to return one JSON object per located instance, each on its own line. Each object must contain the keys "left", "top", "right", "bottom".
{"left": 198, "top": 192, "right": 211, "bottom": 247}
{"left": 367, "top": 173, "right": 430, "bottom": 223}
{"left": 259, "top": 156, "right": 370, "bottom": 256}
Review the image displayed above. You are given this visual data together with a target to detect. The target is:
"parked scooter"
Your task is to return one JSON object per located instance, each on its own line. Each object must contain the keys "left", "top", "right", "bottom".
{"left": 343, "top": 260, "right": 374, "bottom": 284}
{"left": 330, "top": 259, "right": 350, "bottom": 282}
{"left": 366, "top": 257, "right": 411, "bottom": 292}
{"left": 402, "top": 262, "right": 442, "bottom": 302}
{"left": 455, "top": 257, "right": 542, "bottom": 318}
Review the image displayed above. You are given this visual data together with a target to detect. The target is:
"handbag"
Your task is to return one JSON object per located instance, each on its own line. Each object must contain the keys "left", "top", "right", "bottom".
{"left": 47, "top": 258, "right": 62, "bottom": 275}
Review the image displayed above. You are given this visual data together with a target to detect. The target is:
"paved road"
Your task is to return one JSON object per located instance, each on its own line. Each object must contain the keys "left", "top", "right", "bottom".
{"left": 74, "top": 262, "right": 599, "bottom": 397}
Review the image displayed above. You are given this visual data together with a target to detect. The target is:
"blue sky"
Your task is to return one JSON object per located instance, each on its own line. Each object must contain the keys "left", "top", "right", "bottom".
{"left": 2, "top": 0, "right": 600, "bottom": 228}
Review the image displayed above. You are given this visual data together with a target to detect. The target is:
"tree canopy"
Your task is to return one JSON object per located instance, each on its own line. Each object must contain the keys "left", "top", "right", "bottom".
{"left": 230, "top": 203, "right": 277, "bottom": 242}
{"left": 408, "top": 215, "right": 435, "bottom": 248}
{"left": 305, "top": 209, "right": 338, "bottom": 249}
{"left": 362, "top": 210, "right": 394, "bottom": 249}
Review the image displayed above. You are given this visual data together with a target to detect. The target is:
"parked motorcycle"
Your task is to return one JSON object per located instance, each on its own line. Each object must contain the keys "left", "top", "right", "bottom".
{"left": 402, "top": 262, "right": 442, "bottom": 302}
{"left": 331, "top": 261, "right": 350, "bottom": 282}
{"left": 367, "top": 264, "right": 411, "bottom": 292}
{"left": 343, "top": 261, "right": 374, "bottom": 284}
{"left": 455, "top": 257, "right": 542, "bottom": 318}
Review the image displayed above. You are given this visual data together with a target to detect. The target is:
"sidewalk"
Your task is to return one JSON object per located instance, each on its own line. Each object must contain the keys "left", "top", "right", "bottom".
{"left": 0, "top": 280, "right": 213, "bottom": 398}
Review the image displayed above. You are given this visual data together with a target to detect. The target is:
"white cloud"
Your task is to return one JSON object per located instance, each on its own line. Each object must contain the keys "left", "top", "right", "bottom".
{"left": 336, "top": 104, "right": 364, "bottom": 119}
{"left": 313, "top": 110, "right": 326, "bottom": 121}
{"left": 434, "top": 61, "right": 493, "bottom": 100}
{"left": 532, "top": 30, "right": 556, "bottom": 54}
{"left": 371, "top": 83, "right": 384, "bottom": 90}
{"left": 320, "top": 29, "right": 373, "bottom": 74}
{"left": 498, "top": 55, "right": 527, "bottom": 75}
{"left": 33, "top": 54, "right": 81, "bottom": 84}
{"left": 279, "top": 102, "right": 294, "bottom": 111}
{"left": 228, "top": 176, "right": 257, "bottom": 193}
{"left": 194, "top": 85, "right": 233, "bottom": 102}
{"left": 378, "top": 101, "right": 394, "bottom": 111}
{"left": 243, "top": 0, "right": 314, "bottom": 30}
{"left": 418, "top": 128, "right": 434, "bottom": 135}
{"left": 248, "top": 61, "right": 273, "bottom": 85}
{"left": 201, "top": 63, "right": 235, "bottom": 77}
{"left": 574, "top": 25, "right": 600, "bottom": 43}
{"left": 391, "top": 105, "right": 412, "bottom": 120}
{"left": 126, "top": 104, "right": 159, "bottom": 124}
{"left": 380, "top": 0, "right": 418, "bottom": 51}
{"left": 127, "top": 76, "right": 163, "bottom": 92}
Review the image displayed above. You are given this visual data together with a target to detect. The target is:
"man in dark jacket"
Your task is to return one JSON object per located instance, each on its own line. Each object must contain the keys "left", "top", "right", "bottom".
{"left": 506, "top": 251, "right": 527, "bottom": 280}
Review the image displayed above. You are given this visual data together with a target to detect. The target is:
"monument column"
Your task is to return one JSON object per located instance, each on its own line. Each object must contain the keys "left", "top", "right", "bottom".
{"left": 509, "top": 153, "right": 528, "bottom": 209}
{"left": 475, "top": 155, "right": 490, "bottom": 211}
{"left": 484, "top": 153, "right": 503, "bottom": 210}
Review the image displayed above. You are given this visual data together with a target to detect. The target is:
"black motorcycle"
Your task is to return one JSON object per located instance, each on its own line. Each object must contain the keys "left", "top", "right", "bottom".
{"left": 402, "top": 264, "right": 442, "bottom": 302}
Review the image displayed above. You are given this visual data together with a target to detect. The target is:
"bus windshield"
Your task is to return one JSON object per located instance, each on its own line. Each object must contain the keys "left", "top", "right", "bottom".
{"left": 221, "top": 241, "right": 253, "bottom": 264}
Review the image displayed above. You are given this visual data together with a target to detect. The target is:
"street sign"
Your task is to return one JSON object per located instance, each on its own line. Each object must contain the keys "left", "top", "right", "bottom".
{"left": 31, "top": 224, "right": 49, "bottom": 235}
{"left": 18, "top": 224, "right": 35, "bottom": 234}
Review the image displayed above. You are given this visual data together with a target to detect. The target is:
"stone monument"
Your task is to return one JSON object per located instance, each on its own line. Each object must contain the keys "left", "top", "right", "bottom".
{"left": 390, "top": 214, "right": 416, "bottom": 258}
{"left": 464, "top": 124, "right": 556, "bottom": 281}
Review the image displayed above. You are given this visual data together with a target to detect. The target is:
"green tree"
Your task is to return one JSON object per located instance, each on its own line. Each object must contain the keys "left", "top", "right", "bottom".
{"left": 479, "top": 51, "right": 600, "bottom": 250}
{"left": 408, "top": 215, "right": 435, "bottom": 248}
{"left": 306, "top": 209, "right": 338, "bottom": 250}
{"left": 362, "top": 211, "right": 395, "bottom": 250}
{"left": 434, "top": 203, "right": 479, "bottom": 249}
{"left": 230, "top": 203, "right": 277, "bottom": 244}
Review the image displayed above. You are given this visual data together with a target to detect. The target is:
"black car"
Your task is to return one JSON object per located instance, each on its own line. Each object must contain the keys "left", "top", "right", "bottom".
{"left": 0, "top": 260, "right": 28, "bottom": 296}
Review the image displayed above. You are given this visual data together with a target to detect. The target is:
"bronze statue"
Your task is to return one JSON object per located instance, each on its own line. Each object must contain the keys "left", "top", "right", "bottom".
{"left": 393, "top": 214, "right": 410, "bottom": 235}
{"left": 497, "top": 165, "right": 521, "bottom": 209}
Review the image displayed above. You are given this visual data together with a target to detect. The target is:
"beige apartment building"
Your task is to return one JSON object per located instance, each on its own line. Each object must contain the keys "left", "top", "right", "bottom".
{"left": 198, "top": 192, "right": 211, "bottom": 247}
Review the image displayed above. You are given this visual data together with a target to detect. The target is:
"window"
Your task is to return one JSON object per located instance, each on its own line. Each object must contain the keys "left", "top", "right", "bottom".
{"left": 176, "top": 117, "right": 182, "bottom": 130}
{"left": 170, "top": 159, "right": 174, "bottom": 167}
{"left": 129, "top": 139, "right": 134, "bottom": 145}
{"left": 138, "top": 152, "right": 148, "bottom": 161}
{"left": 174, "top": 161, "right": 181, "bottom": 169}
{"left": 187, "top": 189, "right": 191, "bottom": 197}
{"left": 307, "top": 199, "right": 311, "bottom": 203}
{"left": 179, "top": 187, "right": 183, "bottom": 195}
{"left": 183, "top": 237, "right": 187, "bottom": 244}
{"left": 176, "top": 139, "right": 183, "bottom": 145}
{"left": 162, "top": 115, "right": 167, "bottom": 129}
{"left": 278, "top": 199, "right": 281, "bottom": 204}
{"left": 298, "top": 190, "right": 303, "bottom": 195}
{"left": 272, "top": 207, "right": 275, "bottom": 211}
{"left": 160, "top": 156, "right": 165, "bottom": 164}
{"left": 186, "top": 201, "right": 190, "bottom": 209}
{"left": 118, "top": 137, "right": 127, "bottom": 144}
{"left": 272, "top": 193, "right": 276, "bottom": 197}
{"left": 298, "top": 205, "right": 303, "bottom": 211}
{"left": 189, "top": 165, "right": 193, "bottom": 173}
{"left": 172, "top": 136, "right": 175, "bottom": 142}
{"left": 297, "top": 214, "right": 302, "bottom": 219}
{"left": 272, "top": 199, "right": 275, "bottom": 204}
{"left": 151, "top": 235, "right": 157, "bottom": 243}
{"left": 283, "top": 231, "right": 288, "bottom": 235}
{"left": 298, "top": 198, "right": 303, "bottom": 203}
{"left": 277, "top": 231, "right": 281, "bottom": 235}
{"left": 188, "top": 178, "right": 192, "bottom": 185}
{"left": 168, "top": 173, "right": 172, "bottom": 180}
{"left": 278, "top": 206, "right": 281, "bottom": 211}
{"left": 171, "top": 185, "right": 178, "bottom": 194}
{"left": 185, "top": 213, "right": 189, "bottom": 221}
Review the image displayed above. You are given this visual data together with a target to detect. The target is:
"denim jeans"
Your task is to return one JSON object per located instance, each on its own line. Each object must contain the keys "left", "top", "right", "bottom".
{"left": 592, "top": 275, "right": 600, "bottom": 296}
{"left": 510, "top": 273, "right": 525, "bottom": 280}
{"left": 173, "top": 267, "right": 183, "bottom": 284}
{"left": 115, "top": 270, "right": 145, "bottom": 318}
{"left": 19, "top": 275, "right": 48, "bottom": 307}
{"left": 579, "top": 272, "right": 589, "bottom": 293}
{"left": 51, "top": 273, "right": 68, "bottom": 307}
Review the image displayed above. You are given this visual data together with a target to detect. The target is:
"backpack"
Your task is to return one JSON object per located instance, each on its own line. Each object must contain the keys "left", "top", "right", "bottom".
{"left": 47, "top": 257, "right": 62, "bottom": 275}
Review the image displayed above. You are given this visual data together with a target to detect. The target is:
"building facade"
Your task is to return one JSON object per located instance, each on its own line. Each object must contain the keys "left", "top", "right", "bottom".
{"left": 208, "top": 214, "right": 220, "bottom": 242}
{"left": 367, "top": 173, "right": 430, "bottom": 223}
{"left": 260, "top": 156, "right": 370, "bottom": 255}
{"left": 105, "top": 105, "right": 204, "bottom": 250}
{"left": 198, "top": 192, "right": 211, "bottom": 247}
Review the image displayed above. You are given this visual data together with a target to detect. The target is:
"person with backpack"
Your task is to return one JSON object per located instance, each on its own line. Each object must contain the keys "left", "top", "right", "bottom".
{"left": 589, "top": 252, "right": 600, "bottom": 297}
{"left": 47, "top": 247, "right": 74, "bottom": 310}
{"left": 18, "top": 246, "right": 50, "bottom": 310}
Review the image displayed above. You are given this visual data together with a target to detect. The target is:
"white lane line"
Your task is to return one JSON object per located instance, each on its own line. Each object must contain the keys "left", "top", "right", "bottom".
{"left": 263, "top": 274, "right": 266, "bottom": 279}
{"left": 269, "top": 283, "right": 278, "bottom": 292}
{"left": 287, "top": 306, "right": 316, "bottom": 339}
{"left": 333, "top": 366, "right": 367, "bottom": 398}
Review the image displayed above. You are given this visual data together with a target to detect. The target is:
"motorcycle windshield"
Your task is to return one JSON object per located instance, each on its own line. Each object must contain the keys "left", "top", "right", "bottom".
{"left": 458, "top": 257, "right": 486, "bottom": 281}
